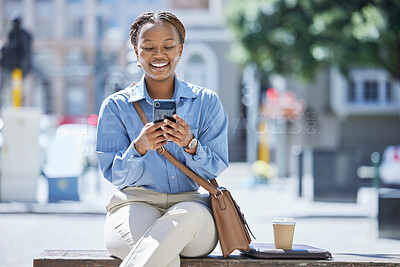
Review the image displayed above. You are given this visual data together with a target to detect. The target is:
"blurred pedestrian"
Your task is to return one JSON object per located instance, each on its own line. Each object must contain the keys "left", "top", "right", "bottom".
{"left": 96, "top": 11, "right": 229, "bottom": 267}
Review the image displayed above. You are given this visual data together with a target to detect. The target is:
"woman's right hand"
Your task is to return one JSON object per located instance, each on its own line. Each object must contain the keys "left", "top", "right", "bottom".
{"left": 134, "top": 121, "right": 168, "bottom": 156}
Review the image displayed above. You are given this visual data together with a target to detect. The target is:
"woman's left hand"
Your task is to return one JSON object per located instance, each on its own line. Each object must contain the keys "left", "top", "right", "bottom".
{"left": 161, "top": 114, "right": 193, "bottom": 148}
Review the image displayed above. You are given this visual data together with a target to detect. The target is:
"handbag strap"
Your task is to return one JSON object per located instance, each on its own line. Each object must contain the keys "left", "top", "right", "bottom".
{"left": 132, "top": 101, "right": 221, "bottom": 196}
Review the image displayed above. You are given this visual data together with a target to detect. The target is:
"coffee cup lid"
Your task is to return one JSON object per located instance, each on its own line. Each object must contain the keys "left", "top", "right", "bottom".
{"left": 273, "top": 217, "right": 296, "bottom": 225}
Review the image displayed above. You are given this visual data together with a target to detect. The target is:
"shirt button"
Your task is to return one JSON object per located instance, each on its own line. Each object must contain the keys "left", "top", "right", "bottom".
{"left": 171, "top": 175, "right": 175, "bottom": 179}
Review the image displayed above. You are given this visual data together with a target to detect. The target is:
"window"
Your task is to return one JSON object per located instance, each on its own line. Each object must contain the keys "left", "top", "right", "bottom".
{"left": 66, "top": 0, "right": 84, "bottom": 38}
{"left": 332, "top": 68, "right": 399, "bottom": 116}
{"left": 66, "top": 84, "right": 87, "bottom": 115}
{"left": 64, "top": 49, "right": 90, "bottom": 115}
{"left": 34, "top": 49, "right": 55, "bottom": 73}
{"left": 66, "top": 49, "right": 87, "bottom": 66}
{"left": 35, "top": 0, "right": 54, "bottom": 38}
{"left": 184, "top": 54, "right": 206, "bottom": 87}
{"left": 364, "top": 81, "right": 378, "bottom": 102}
{"left": 346, "top": 69, "right": 395, "bottom": 105}
{"left": 66, "top": 18, "right": 84, "bottom": 38}
{"left": 176, "top": 43, "right": 219, "bottom": 93}
{"left": 171, "top": 0, "right": 208, "bottom": 9}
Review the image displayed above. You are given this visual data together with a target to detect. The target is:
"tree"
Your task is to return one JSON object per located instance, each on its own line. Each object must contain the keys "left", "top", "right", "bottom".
{"left": 225, "top": 0, "right": 400, "bottom": 81}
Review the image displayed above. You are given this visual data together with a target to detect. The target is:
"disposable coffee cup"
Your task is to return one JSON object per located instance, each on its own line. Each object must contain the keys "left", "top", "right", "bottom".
{"left": 273, "top": 217, "right": 296, "bottom": 250}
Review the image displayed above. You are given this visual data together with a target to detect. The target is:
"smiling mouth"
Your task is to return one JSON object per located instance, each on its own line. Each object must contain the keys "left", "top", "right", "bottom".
{"left": 150, "top": 61, "right": 169, "bottom": 71}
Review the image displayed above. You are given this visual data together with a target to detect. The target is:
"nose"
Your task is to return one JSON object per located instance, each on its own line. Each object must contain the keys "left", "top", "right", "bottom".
{"left": 154, "top": 46, "right": 162, "bottom": 55}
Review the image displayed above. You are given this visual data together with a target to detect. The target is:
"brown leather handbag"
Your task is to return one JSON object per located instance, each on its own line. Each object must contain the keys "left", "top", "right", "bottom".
{"left": 132, "top": 101, "right": 255, "bottom": 258}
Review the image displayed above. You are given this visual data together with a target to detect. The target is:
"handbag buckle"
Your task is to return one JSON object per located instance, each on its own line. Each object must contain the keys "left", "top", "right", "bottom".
{"left": 159, "top": 146, "right": 165, "bottom": 155}
{"left": 213, "top": 187, "right": 226, "bottom": 210}
{"left": 212, "top": 188, "right": 224, "bottom": 199}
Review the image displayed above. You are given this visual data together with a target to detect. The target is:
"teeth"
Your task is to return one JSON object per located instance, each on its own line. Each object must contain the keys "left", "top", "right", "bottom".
{"left": 151, "top": 62, "right": 168, "bottom": 67}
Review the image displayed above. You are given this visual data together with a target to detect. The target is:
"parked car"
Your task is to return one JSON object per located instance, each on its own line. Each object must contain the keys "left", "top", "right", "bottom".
{"left": 379, "top": 146, "right": 400, "bottom": 186}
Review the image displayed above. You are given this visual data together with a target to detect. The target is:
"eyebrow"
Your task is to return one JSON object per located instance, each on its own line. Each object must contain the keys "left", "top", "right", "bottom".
{"left": 142, "top": 38, "right": 175, "bottom": 43}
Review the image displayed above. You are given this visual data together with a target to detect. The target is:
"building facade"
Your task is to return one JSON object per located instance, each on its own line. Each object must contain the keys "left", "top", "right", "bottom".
{"left": 0, "top": 0, "right": 247, "bottom": 161}
{"left": 282, "top": 67, "right": 400, "bottom": 201}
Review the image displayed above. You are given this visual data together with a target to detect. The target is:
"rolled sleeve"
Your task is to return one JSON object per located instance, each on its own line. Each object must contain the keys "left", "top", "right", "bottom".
{"left": 183, "top": 141, "right": 206, "bottom": 165}
{"left": 183, "top": 94, "right": 229, "bottom": 180}
{"left": 96, "top": 96, "right": 145, "bottom": 188}
{"left": 124, "top": 140, "right": 144, "bottom": 164}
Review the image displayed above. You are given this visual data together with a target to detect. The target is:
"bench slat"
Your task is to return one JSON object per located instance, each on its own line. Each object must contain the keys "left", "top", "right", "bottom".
{"left": 33, "top": 250, "right": 400, "bottom": 267}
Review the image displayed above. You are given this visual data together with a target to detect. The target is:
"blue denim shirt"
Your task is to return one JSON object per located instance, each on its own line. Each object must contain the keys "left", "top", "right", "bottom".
{"left": 96, "top": 75, "right": 229, "bottom": 193}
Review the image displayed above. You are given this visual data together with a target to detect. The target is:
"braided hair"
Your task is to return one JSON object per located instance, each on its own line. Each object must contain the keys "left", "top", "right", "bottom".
{"left": 129, "top": 11, "right": 186, "bottom": 47}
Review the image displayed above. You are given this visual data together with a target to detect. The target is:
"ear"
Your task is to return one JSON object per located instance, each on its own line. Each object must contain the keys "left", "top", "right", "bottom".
{"left": 179, "top": 44, "right": 183, "bottom": 58}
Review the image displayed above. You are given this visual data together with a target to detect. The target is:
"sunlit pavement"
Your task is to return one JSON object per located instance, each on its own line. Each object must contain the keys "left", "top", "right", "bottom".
{"left": 1, "top": 163, "right": 400, "bottom": 267}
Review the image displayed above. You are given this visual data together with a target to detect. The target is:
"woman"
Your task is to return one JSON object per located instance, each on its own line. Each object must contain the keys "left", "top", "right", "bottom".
{"left": 96, "top": 11, "right": 229, "bottom": 267}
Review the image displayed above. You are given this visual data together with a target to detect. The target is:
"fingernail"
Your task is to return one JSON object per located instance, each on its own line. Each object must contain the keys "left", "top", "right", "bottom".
{"left": 164, "top": 119, "right": 168, "bottom": 123}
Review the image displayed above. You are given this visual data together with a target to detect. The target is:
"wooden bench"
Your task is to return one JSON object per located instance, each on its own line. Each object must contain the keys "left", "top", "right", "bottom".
{"left": 33, "top": 250, "right": 400, "bottom": 266}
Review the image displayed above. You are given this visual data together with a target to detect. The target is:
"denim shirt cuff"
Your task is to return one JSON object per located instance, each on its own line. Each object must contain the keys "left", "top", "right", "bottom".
{"left": 183, "top": 141, "right": 206, "bottom": 166}
{"left": 124, "top": 141, "right": 146, "bottom": 168}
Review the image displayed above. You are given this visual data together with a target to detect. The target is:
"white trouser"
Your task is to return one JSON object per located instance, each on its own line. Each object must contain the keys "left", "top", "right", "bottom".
{"left": 104, "top": 187, "right": 218, "bottom": 267}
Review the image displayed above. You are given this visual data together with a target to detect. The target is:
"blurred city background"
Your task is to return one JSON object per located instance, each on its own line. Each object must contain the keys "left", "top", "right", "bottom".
{"left": 0, "top": 0, "right": 400, "bottom": 266}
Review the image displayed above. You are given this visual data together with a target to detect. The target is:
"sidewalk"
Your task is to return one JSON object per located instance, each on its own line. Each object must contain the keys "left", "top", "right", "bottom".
{"left": 1, "top": 162, "right": 400, "bottom": 267}
{"left": 220, "top": 163, "right": 400, "bottom": 255}
{"left": 0, "top": 163, "right": 376, "bottom": 218}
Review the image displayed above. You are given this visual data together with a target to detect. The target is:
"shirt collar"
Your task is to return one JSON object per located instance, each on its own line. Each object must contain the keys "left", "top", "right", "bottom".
{"left": 128, "top": 75, "right": 197, "bottom": 104}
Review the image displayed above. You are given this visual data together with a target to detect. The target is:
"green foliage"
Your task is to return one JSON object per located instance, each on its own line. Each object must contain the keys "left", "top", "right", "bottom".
{"left": 225, "top": 0, "right": 400, "bottom": 80}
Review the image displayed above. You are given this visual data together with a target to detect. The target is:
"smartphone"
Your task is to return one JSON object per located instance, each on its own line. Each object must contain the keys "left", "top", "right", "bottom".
{"left": 153, "top": 99, "right": 177, "bottom": 125}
